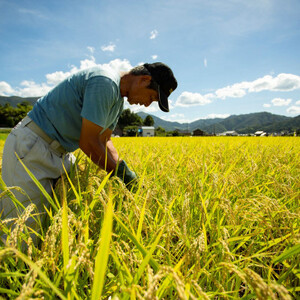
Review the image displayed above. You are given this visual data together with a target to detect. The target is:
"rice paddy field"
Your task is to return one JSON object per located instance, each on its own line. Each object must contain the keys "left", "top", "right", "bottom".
{"left": 0, "top": 135, "right": 299, "bottom": 299}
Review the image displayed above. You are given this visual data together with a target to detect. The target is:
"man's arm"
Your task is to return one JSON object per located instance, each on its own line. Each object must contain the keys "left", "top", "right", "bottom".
{"left": 79, "top": 118, "right": 120, "bottom": 173}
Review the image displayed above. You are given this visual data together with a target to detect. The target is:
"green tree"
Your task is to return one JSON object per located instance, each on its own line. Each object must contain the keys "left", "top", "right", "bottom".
{"left": 117, "top": 109, "right": 143, "bottom": 130}
{"left": 124, "top": 125, "right": 139, "bottom": 136}
{"left": 15, "top": 101, "right": 33, "bottom": 124}
{"left": 0, "top": 102, "right": 32, "bottom": 127}
{"left": 143, "top": 115, "right": 154, "bottom": 126}
{"left": 155, "top": 126, "right": 166, "bottom": 136}
{"left": 172, "top": 129, "right": 179, "bottom": 136}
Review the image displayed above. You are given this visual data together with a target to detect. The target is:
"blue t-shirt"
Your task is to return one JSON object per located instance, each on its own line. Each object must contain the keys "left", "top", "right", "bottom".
{"left": 28, "top": 66, "right": 124, "bottom": 152}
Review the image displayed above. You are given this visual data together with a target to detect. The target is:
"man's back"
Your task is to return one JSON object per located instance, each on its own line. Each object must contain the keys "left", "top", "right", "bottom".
{"left": 28, "top": 67, "right": 124, "bottom": 152}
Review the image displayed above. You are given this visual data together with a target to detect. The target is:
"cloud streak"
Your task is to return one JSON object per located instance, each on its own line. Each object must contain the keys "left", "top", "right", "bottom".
{"left": 18, "top": 8, "right": 48, "bottom": 20}
{"left": 150, "top": 30, "right": 158, "bottom": 39}
{"left": 101, "top": 43, "right": 116, "bottom": 52}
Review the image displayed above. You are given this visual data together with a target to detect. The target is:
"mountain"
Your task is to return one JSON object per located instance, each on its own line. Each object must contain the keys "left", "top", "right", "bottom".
{"left": 137, "top": 112, "right": 189, "bottom": 131}
{"left": 1, "top": 96, "right": 299, "bottom": 133}
{"left": 189, "top": 118, "right": 224, "bottom": 132}
{"left": 0, "top": 96, "right": 39, "bottom": 107}
{"left": 262, "top": 115, "right": 300, "bottom": 133}
{"left": 204, "top": 112, "right": 291, "bottom": 134}
{"left": 138, "top": 112, "right": 299, "bottom": 134}
{"left": 138, "top": 112, "right": 223, "bottom": 132}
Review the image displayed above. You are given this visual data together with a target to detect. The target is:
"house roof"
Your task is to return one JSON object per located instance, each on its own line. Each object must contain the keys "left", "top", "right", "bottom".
{"left": 140, "top": 126, "right": 155, "bottom": 129}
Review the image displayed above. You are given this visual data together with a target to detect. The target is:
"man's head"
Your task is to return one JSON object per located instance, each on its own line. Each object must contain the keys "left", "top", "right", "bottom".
{"left": 129, "top": 62, "right": 177, "bottom": 112}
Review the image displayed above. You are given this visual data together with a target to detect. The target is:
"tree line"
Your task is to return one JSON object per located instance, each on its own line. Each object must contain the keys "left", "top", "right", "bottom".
{"left": 0, "top": 103, "right": 155, "bottom": 134}
{"left": 0, "top": 103, "right": 189, "bottom": 136}
{"left": 0, "top": 102, "right": 33, "bottom": 127}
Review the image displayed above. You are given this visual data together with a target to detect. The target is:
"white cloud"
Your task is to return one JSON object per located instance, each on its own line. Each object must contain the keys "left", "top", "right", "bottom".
{"left": 151, "top": 55, "right": 158, "bottom": 60}
{"left": 45, "top": 58, "right": 131, "bottom": 87}
{"left": 176, "top": 91, "right": 212, "bottom": 107}
{"left": 214, "top": 73, "right": 300, "bottom": 100}
{"left": 150, "top": 30, "right": 158, "bottom": 40}
{"left": 167, "top": 99, "right": 174, "bottom": 110}
{"left": 17, "top": 81, "right": 52, "bottom": 97}
{"left": 204, "top": 58, "right": 207, "bottom": 68}
{"left": 170, "top": 113, "right": 185, "bottom": 119}
{"left": 101, "top": 43, "right": 116, "bottom": 52}
{"left": 0, "top": 80, "right": 51, "bottom": 97}
{"left": 46, "top": 71, "right": 72, "bottom": 86}
{"left": 263, "top": 103, "right": 271, "bottom": 108}
{"left": 215, "top": 84, "right": 247, "bottom": 100}
{"left": 124, "top": 101, "right": 159, "bottom": 114}
{"left": 45, "top": 57, "right": 97, "bottom": 86}
{"left": 287, "top": 106, "right": 300, "bottom": 115}
{"left": 160, "top": 114, "right": 198, "bottom": 124}
{"left": 0, "top": 81, "right": 15, "bottom": 95}
{"left": 249, "top": 74, "right": 300, "bottom": 92}
{"left": 0, "top": 58, "right": 132, "bottom": 97}
{"left": 101, "top": 58, "right": 132, "bottom": 73}
{"left": 79, "top": 57, "right": 98, "bottom": 69}
{"left": 202, "top": 113, "right": 230, "bottom": 119}
{"left": 271, "top": 98, "right": 292, "bottom": 106}
{"left": 87, "top": 46, "right": 95, "bottom": 54}
{"left": 273, "top": 74, "right": 300, "bottom": 91}
{"left": 296, "top": 100, "right": 300, "bottom": 105}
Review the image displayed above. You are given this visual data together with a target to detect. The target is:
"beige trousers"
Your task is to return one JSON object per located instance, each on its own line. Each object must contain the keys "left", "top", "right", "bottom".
{"left": 1, "top": 117, "right": 75, "bottom": 237}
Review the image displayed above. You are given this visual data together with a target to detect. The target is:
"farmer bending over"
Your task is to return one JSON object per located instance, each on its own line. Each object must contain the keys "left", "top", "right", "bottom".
{"left": 1, "top": 62, "right": 177, "bottom": 233}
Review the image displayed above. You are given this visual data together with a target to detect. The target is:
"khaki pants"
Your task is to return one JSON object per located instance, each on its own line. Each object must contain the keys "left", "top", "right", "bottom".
{"left": 1, "top": 117, "right": 75, "bottom": 239}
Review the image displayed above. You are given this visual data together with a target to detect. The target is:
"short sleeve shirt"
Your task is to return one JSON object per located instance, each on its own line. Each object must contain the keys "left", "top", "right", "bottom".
{"left": 28, "top": 67, "right": 124, "bottom": 152}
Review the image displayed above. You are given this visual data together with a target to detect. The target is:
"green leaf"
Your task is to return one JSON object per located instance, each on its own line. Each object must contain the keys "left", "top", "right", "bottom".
{"left": 114, "top": 214, "right": 159, "bottom": 273}
{"left": 133, "top": 228, "right": 163, "bottom": 284}
{"left": 0, "top": 248, "right": 67, "bottom": 300}
{"left": 91, "top": 194, "right": 114, "bottom": 300}
{"left": 272, "top": 244, "right": 300, "bottom": 264}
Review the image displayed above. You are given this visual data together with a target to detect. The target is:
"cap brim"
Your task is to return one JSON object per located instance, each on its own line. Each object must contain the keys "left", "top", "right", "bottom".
{"left": 158, "top": 89, "right": 169, "bottom": 112}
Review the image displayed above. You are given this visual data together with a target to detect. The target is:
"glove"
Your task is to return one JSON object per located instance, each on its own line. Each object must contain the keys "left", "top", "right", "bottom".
{"left": 116, "top": 160, "right": 138, "bottom": 188}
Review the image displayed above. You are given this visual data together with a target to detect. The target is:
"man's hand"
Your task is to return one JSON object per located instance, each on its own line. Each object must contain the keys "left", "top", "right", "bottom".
{"left": 116, "top": 160, "right": 138, "bottom": 188}
{"left": 79, "top": 118, "right": 119, "bottom": 172}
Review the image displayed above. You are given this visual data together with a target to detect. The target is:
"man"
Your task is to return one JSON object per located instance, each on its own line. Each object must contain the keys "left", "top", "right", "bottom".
{"left": 0, "top": 62, "right": 178, "bottom": 232}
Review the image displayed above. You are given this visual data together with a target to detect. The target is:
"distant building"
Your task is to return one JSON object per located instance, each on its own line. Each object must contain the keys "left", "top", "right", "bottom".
{"left": 178, "top": 130, "right": 191, "bottom": 136}
{"left": 138, "top": 126, "right": 155, "bottom": 137}
{"left": 193, "top": 129, "right": 206, "bottom": 136}
{"left": 255, "top": 131, "right": 267, "bottom": 136}
{"left": 219, "top": 131, "right": 238, "bottom": 136}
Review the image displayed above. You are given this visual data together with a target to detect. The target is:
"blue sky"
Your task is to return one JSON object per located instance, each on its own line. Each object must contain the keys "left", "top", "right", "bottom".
{"left": 1, "top": 0, "right": 300, "bottom": 122}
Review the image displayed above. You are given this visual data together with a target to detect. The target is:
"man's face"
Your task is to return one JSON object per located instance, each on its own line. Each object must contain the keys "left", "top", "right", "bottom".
{"left": 127, "top": 75, "right": 159, "bottom": 108}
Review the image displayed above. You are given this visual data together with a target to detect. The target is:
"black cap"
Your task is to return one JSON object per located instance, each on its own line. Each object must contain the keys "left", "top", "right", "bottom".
{"left": 143, "top": 62, "right": 178, "bottom": 112}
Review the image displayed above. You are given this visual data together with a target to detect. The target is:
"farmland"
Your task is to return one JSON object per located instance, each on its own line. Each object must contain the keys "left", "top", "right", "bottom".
{"left": 0, "top": 136, "right": 299, "bottom": 299}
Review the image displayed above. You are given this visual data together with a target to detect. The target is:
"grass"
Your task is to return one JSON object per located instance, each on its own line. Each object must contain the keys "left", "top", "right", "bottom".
{"left": 0, "top": 136, "right": 299, "bottom": 299}
{"left": 0, "top": 134, "right": 8, "bottom": 169}
{"left": 0, "top": 130, "right": 11, "bottom": 138}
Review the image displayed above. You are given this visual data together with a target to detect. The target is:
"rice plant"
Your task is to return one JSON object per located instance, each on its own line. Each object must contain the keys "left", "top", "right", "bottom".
{"left": 0, "top": 136, "right": 299, "bottom": 299}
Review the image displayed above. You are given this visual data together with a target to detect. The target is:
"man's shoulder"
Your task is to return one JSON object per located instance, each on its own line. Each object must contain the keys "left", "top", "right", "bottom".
{"left": 83, "top": 66, "right": 120, "bottom": 86}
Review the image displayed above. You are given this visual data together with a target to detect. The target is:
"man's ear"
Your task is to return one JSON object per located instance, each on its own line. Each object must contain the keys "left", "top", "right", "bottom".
{"left": 140, "top": 75, "right": 152, "bottom": 85}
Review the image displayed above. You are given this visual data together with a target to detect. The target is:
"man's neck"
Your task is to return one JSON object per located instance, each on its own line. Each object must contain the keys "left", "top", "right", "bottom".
{"left": 120, "top": 72, "right": 130, "bottom": 98}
